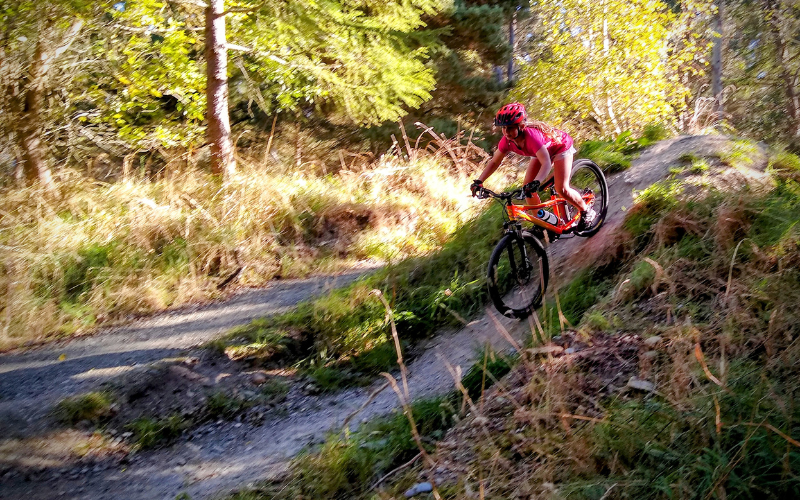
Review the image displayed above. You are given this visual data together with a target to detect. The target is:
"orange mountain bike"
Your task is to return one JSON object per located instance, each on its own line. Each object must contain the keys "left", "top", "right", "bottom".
{"left": 477, "top": 159, "right": 608, "bottom": 318}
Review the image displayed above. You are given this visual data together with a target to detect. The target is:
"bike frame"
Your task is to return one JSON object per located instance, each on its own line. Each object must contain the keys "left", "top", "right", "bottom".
{"left": 505, "top": 187, "right": 596, "bottom": 235}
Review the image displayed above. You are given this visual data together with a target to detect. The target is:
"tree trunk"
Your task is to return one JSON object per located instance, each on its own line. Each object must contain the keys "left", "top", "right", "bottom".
{"left": 777, "top": 47, "right": 800, "bottom": 136}
{"left": 19, "top": 80, "right": 53, "bottom": 188}
{"left": 711, "top": 0, "right": 723, "bottom": 118}
{"left": 205, "top": 0, "right": 235, "bottom": 177}
{"left": 766, "top": 2, "right": 800, "bottom": 136}
{"left": 601, "top": 12, "right": 621, "bottom": 134}
{"left": 295, "top": 120, "right": 303, "bottom": 167}
{"left": 782, "top": 70, "right": 800, "bottom": 137}
{"left": 16, "top": 40, "right": 56, "bottom": 191}
{"left": 507, "top": 10, "right": 516, "bottom": 83}
{"left": 11, "top": 19, "right": 82, "bottom": 191}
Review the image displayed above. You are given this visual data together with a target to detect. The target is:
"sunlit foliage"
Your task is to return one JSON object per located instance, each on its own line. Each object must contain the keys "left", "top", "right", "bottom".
{"left": 515, "top": 0, "right": 711, "bottom": 138}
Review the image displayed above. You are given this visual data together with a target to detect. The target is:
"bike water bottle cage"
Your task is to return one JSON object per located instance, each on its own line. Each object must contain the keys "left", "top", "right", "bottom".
{"left": 494, "top": 103, "right": 527, "bottom": 127}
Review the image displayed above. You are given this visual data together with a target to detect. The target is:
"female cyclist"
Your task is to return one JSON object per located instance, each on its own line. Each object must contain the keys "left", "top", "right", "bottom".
{"left": 470, "top": 102, "right": 596, "bottom": 229}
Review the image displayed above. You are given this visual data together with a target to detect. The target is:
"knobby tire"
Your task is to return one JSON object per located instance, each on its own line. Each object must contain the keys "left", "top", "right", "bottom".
{"left": 569, "top": 159, "right": 608, "bottom": 237}
{"left": 487, "top": 232, "right": 549, "bottom": 319}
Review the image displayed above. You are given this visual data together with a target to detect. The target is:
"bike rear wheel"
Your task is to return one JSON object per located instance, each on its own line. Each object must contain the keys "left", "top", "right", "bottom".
{"left": 487, "top": 232, "right": 549, "bottom": 319}
{"left": 568, "top": 159, "right": 608, "bottom": 237}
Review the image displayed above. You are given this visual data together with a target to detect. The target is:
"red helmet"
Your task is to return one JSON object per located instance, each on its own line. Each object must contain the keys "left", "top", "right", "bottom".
{"left": 494, "top": 103, "right": 527, "bottom": 127}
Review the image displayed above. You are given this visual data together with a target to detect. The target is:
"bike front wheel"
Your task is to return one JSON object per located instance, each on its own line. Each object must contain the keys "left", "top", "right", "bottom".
{"left": 487, "top": 232, "right": 549, "bottom": 319}
{"left": 569, "top": 159, "right": 608, "bottom": 237}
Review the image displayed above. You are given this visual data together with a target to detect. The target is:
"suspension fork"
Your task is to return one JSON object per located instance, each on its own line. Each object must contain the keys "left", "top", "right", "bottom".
{"left": 503, "top": 221, "right": 531, "bottom": 281}
{"left": 515, "top": 224, "right": 533, "bottom": 272}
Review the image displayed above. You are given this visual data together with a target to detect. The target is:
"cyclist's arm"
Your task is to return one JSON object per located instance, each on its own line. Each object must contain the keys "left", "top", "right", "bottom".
{"left": 476, "top": 148, "right": 508, "bottom": 183}
{"left": 530, "top": 146, "right": 552, "bottom": 184}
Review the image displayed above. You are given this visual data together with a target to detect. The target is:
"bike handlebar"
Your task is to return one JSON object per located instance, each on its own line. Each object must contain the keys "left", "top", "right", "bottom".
{"left": 477, "top": 186, "right": 526, "bottom": 201}
{"left": 477, "top": 180, "right": 540, "bottom": 201}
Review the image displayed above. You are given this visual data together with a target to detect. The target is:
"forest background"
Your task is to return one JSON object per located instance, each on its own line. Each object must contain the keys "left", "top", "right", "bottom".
{"left": 2, "top": 0, "right": 800, "bottom": 346}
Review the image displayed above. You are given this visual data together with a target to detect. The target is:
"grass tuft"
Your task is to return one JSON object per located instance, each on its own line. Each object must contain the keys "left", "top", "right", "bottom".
{"left": 623, "top": 179, "right": 684, "bottom": 240}
{"left": 768, "top": 151, "right": 800, "bottom": 182}
{"left": 206, "top": 391, "right": 252, "bottom": 420}
{"left": 55, "top": 391, "right": 114, "bottom": 424}
{"left": 126, "top": 414, "right": 187, "bottom": 449}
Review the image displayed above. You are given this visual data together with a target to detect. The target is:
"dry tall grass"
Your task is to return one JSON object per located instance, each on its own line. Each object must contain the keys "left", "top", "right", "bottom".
{"left": 0, "top": 135, "right": 484, "bottom": 349}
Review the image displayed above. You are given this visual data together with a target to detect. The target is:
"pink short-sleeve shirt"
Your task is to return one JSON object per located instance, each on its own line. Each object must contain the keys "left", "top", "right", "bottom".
{"left": 498, "top": 127, "right": 573, "bottom": 158}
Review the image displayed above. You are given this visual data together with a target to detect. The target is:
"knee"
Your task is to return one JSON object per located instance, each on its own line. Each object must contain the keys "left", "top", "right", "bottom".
{"left": 554, "top": 182, "right": 569, "bottom": 198}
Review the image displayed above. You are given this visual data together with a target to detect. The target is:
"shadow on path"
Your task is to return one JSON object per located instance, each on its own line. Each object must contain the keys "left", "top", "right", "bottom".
{"left": 0, "top": 270, "right": 372, "bottom": 439}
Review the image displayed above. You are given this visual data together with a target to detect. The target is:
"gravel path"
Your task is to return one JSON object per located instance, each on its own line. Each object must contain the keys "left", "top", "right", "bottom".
{"left": 0, "top": 135, "right": 762, "bottom": 500}
{"left": 0, "top": 270, "right": 370, "bottom": 440}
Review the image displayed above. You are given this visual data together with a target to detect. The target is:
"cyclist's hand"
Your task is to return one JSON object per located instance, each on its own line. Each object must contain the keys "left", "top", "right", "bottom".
{"left": 523, "top": 180, "right": 541, "bottom": 198}
{"left": 470, "top": 179, "right": 485, "bottom": 198}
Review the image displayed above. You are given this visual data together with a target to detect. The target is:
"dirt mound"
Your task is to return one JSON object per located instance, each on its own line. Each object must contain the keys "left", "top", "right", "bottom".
{"left": 432, "top": 331, "right": 644, "bottom": 488}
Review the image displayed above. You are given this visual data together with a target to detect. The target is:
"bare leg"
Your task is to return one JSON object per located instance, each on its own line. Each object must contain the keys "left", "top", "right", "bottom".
{"left": 553, "top": 151, "right": 588, "bottom": 213}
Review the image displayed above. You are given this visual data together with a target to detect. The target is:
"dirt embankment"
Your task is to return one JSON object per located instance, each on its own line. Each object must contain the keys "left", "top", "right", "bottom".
{"left": 0, "top": 134, "right": 767, "bottom": 500}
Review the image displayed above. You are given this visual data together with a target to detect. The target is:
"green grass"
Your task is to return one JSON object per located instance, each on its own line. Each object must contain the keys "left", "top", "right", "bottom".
{"left": 126, "top": 414, "right": 187, "bottom": 449}
{"left": 291, "top": 397, "right": 455, "bottom": 499}
{"left": 206, "top": 391, "right": 252, "bottom": 420}
{"left": 672, "top": 152, "right": 711, "bottom": 177}
{"left": 55, "top": 391, "right": 114, "bottom": 424}
{"left": 212, "top": 320, "right": 298, "bottom": 362}
{"left": 769, "top": 151, "right": 800, "bottom": 181}
{"left": 678, "top": 152, "right": 701, "bottom": 164}
{"left": 117, "top": 385, "right": 282, "bottom": 450}
{"left": 578, "top": 140, "right": 633, "bottom": 173}
{"left": 539, "top": 266, "right": 617, "bottom": 335}
{"left": 460, "top": 346, "right": 515, "bottom": 400}
{"left": 259, "top": 378, "right": 290, "bottom": 401}
{"left": 747, "top": 181, "right": 800, "bottom": 248}
{"left": 576, "top": 358, "right": 800, "bottom": 499}
{"left": 623, "top": 178, "right": 684, "bottom": 240}
{"left": 577, "top": 124, "right": 672, "bottom": 174}
{"left": 689, "top": 158, "right": 710, "bottom": 174}
{"left": 717, "top": 139, "right": 759, "bottom": 169}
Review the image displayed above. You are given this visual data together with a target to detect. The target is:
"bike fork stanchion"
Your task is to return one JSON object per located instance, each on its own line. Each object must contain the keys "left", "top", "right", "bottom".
{"left": 515, "top": 231, "right": 530, "bottom": 280}
{"left": 506, "top": 243, "right": 519, "bottom": 280}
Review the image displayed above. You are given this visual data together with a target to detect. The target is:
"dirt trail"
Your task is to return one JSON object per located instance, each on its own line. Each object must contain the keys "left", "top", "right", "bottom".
{"left": 0, "top": 135, "right": 762, "bottom": 500}
{"left": 0, "top": 271, "right": 372, "bottom": 441}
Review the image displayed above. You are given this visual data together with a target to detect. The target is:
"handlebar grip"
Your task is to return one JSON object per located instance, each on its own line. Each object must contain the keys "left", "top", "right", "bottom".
{"left": 523, "top": 180, "right": 541, "bottom": 197}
